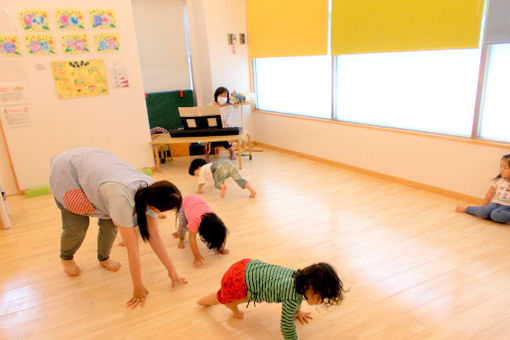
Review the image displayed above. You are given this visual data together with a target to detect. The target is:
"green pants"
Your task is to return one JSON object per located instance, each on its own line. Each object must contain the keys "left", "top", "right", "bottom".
{"left": 211, "top": 160, "right": 248, "bottom": 189}
{"left": 56, "top": 199, "right": 117, "bottom": 261}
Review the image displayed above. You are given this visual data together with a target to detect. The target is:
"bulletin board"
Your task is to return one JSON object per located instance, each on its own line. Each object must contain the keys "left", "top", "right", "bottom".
{"left": 0, "top": 0, "right": 154, "bottom": 191}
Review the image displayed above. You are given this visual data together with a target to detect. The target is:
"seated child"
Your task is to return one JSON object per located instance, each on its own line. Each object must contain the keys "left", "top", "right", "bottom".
{"left": 197, "top": 259, "right": 345, "bottom": 340}
{"left": 456, "top": 154, "right": 510, "bottom": 224}
{"left": 172, "top": 195, "right": 229, "bottom": 267}
{"left": 188, "top": 158, "right": 257, "bottom": 198}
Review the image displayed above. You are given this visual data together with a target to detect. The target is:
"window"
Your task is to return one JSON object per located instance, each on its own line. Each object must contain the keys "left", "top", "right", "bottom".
{"left": 254, "top": 56, "right": 332, "bottom": 119}
{"left": 335, "top": 49, "right": 481, "bottom": 136}
{"left": 479, "top": 43, "right": 510, "bottom": 143}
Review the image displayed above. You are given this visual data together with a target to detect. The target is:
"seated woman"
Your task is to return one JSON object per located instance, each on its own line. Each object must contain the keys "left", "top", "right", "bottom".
{"left": 207, "top": 86, "right": 236, "bottom": 160}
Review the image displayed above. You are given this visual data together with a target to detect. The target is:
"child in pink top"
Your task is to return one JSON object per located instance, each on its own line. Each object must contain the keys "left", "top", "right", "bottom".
{"left": 172, "top": 195, "right": 229, "bottom": 267}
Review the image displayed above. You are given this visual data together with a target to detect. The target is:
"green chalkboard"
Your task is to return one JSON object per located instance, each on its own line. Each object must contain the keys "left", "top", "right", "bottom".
{"left": 145, "top": 90, "right": 194, "bottom": 131}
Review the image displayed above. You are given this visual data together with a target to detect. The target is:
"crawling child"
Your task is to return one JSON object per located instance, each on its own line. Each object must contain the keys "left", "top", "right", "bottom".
{"left": 189, "top": 158, "right": 256, "bottom": 198}
{"left": 197, "top": 259, "right": 345, "bottom": 339}
{"left": 172, "top": 195, "right": 229, "bottom": 267}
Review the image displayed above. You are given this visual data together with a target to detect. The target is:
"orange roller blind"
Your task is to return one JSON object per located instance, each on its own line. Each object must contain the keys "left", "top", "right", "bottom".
{"left": 331, "top": 0, "right": 484, "bottom": 55}
{"left": 247, "top": 0, "right": 328, "bottom": 59}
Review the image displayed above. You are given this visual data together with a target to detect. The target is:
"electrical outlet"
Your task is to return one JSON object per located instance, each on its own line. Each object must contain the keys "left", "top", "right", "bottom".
{"left": 227, "top": 33, "right": 236, "bottom": 45}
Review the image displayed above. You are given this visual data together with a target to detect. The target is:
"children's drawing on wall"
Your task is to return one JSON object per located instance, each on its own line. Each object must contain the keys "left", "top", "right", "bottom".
{"left": 19, "top": 10, "right": 49, "bottom": 31}
{"left": 89, "top": 9, "right": 116, "bottom": 29}
{"left": 94, "top": 33, "right": 120, "bottom": 52}
{"left": 2, "top": 105, "right": 33, "bottom": 128}
{"left": 56, "top": 10, "right": 85, "bottom": 30}
{"left": 61, "top": 34, "right": 89, "bottom": 54}
{"left": 0, "top": 36, "right": 21, "bottom": 57}
{"left": 24, "top": 35, "right": 55, "bottom": 55}
{"left": 51, "top": 59, "right": 109, "bottom": 99}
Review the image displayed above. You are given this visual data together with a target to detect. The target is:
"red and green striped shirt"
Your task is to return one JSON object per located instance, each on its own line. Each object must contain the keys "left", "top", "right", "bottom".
{"left": 245, "top": 260, "right": 303, "bottom": 340}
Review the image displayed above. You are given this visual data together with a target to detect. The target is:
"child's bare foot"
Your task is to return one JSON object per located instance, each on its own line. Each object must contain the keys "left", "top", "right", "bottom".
{"left": 233, "top": 310, "right": 244, "bottom": 320}
{"left": 118, "top": 241, "right": 125, "bottom": 247}
{"left": 177, "top": 240, "right": 185, "bottom": 249}
{"left": 455, "top": 206, "right": 466, "bottom": 213}
{"left": 99, "top": 258, "right": 121, "bottom": 272}
{"left": 245, "top": 184, "right": 257, "bottom": 198}
{"left": 220, "top": 184, "right": 227, "bottom": 198}
{"left": 158, "top": 213, "right": 166, "bottom": 219}
{"left": 172, "top": 231, "right": 179, "bottom": 238}
{"left": 218, "top": 248, "right": 230, "bottom": 255}
{"left": 61, "top": 259, "right": 81, "bottom": 276}
{"left": 226, "top": 303, "right": 244, "bottom": 319}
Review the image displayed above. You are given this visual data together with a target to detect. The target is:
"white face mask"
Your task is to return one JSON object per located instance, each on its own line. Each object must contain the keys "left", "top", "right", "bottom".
{"left": 217, "top": 96, "right": 228, "bottom": 105}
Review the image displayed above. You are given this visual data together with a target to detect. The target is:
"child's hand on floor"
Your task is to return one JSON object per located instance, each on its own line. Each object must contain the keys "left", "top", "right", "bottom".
{"left": 194, "top": 255, "right": 205, "bottom": 267}
{"left": 296, "top": 310, "right": 313, "bottom": 325}
{"left": 169, "top": 270, "right": 188, "bottom": 287}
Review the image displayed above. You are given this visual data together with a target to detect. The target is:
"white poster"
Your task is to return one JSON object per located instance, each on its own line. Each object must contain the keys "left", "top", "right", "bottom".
{"left": 2, "top": 105, "right": 32, "bottom": 128}
{"left": 0, "top": 85, "right": 27, "bottom": 104}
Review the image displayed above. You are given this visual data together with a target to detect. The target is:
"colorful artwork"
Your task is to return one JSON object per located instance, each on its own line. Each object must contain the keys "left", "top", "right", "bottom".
{"left": 89, "top": 9, "right": 116, "bottom": 29}
{"left": 56, "top": 10, "right": 85, "bottom": 30}
{"left": 25, "top": 35, "right": 55, "bottom": 55}
{"left": 0, "top": 36, "right": 21, "bottom": 57}
{"left": 51, "top": 59, "right": 109, "bottom": 99}
{"left": 19, "top": 10, "right": 50, "bottom": 31}
{"left": 61, "top": 34, "right": 89, "bottom": 54}
{"left": 93, "top": 33, "right": 120, "bottom": 52}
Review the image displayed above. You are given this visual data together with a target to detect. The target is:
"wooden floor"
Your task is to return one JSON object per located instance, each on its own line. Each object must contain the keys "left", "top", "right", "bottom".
{"left": 2, "top": 148, "right": 510, "bottom": 339}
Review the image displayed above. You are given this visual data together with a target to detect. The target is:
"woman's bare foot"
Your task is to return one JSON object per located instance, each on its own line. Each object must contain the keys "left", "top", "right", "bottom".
{"left": 99, "top": 258, "right": 121, "bottom": 272}
{"left": 220, "top": 184, "right": 227, "bottom": 198}
{"left": 61, "top": 259, "right": 81, "bottom": 276}
{"left": 455, "top": 206, "right": 466, "bottom": 213}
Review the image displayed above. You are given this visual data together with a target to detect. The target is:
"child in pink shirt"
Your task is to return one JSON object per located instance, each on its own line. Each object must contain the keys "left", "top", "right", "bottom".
{"left": 172, "top": 195, "right": 229, "bottom": 267}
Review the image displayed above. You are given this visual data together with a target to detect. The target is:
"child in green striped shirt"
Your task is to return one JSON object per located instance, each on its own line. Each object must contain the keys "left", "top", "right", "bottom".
{"left": 197, "top": 259, "right": 345, "bottom": 340}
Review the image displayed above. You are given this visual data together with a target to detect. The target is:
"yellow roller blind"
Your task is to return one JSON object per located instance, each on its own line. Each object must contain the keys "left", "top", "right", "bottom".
{"left": 331, "top": 0, "right": 484, "bottom": 55}
{"left": 247, "top": 0, "right": 328, "bottom": 59}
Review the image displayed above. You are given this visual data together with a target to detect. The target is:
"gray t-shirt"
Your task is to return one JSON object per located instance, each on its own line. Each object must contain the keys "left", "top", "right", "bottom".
{"left": 50, "top": 147, "right": 156, "bottom": 226}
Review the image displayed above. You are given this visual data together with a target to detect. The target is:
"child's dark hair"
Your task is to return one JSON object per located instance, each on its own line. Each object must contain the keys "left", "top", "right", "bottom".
{"left": 293, "top": 263, "right": 345, "bottom": 306}
{"left": 495, "top": 154, "right": 510, "bottom": 179}
{"left": 134, "top": 180, "right": 182, "bottom": 241}
{"left": 189, "top": 158, "right": 207, "bottom": 176}
{"left": 214, "top": 86, "right": 230, "bottom": 104}
{"left": 198, "top": 212, "right": 228, "bottom": 253}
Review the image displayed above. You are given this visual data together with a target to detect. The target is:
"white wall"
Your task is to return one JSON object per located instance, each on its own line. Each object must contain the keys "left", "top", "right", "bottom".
{"left": 253, "top": 112, "right": 510, "bottom": 199}
{"left": 0, "top": 135, "right": 17, "bottom": 195}
{"left": 186, "top": 0, "right": 250, "bottom": 105}
{"left": 0, "top": 0, "right": 154, "bottom": 191}
{"left": 131, "top": 0, "right": 191, "bottom": 93}
{"left": 185, "top": 0, "right": 254, "bottom": 137}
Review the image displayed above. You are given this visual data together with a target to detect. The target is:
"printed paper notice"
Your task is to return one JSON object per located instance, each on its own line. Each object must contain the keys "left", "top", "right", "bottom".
{"left": 3, "top": 105, "right": 32, "bottom": 128}
{"left": 0, "top": 86, "right": 27, "bottom": 104}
